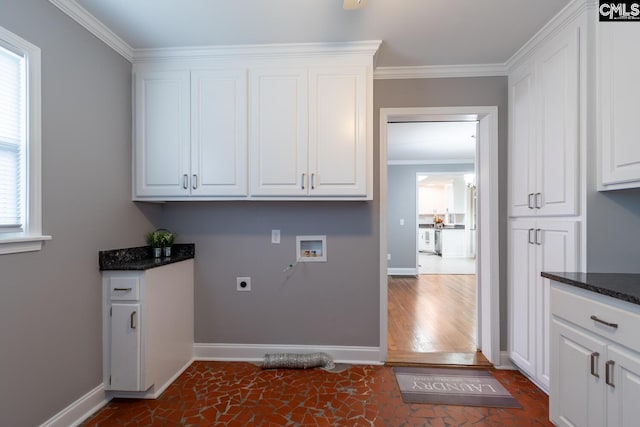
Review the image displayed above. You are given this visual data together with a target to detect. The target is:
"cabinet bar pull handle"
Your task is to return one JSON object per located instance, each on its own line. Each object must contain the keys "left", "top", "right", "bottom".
{"left": 183, "top": 174, "right": 188, "bottom": 189}
{"left": 192, "top": 174, "right": 198, "bottom": 190}
{"left": 535, "top": 228, "right": 542, "bottom": 245}
{"left": 311, "top": 173, "right": 315, "bottom": 190}
{"left": 301, "top": 173, "right": 306, "bottom": 190}
{"left": 528, "top": 228, "right": 535, "bottom": 244}
{"left": 590, "top": 352, "right": 600, "bottom": 378}
{"left": 590, "top": 315, "right": 619, "bottom": 329}
{"left": 113, "top": 287, "right": 132, "bottom": 292}
{"left": 528, "top": 193, "right": 535, "bottom": 209}
{"left": 606, "top": 360, "right": 615, "bottom": 387}
{"left": 130, "top": 311, "right": 137, "bottom": 329}
{"left": 535, "top": 192, "right": 542, "bottom": 209}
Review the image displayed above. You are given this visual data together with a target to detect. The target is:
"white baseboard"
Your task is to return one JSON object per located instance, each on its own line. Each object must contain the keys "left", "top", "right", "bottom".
{"left": 39, "top": 383, "right": 110, "bottom": 427}
{"left": 108, "top": 358, "right": 194, "bottom": 399}
{"left": 387, "top": 268, "right": 418, "bottom": 276}
{"left": 194, "top": 343, "right": 383, "bottom": 365}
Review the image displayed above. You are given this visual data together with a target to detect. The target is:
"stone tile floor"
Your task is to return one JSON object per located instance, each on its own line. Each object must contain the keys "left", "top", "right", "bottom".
{"left": 82, "top": 361, "right": 552, "bottom": 426}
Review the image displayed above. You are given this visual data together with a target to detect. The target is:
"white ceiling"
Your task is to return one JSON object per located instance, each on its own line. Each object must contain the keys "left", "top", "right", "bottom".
{"left": 387, "top": 122, "right": 477, "bottom": 163}
{"left": 70, "top": 0, "right": 571, "bottom": 67}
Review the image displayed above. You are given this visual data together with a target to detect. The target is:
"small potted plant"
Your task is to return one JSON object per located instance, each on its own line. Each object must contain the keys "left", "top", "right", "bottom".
{"left": 160, "top": 230, "right": 175, "bottom": 257}
{"left": 146, "top": 231, "right": 164, "bottom": 258}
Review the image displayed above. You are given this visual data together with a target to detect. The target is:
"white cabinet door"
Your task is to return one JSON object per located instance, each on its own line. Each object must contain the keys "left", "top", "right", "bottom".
{"left": 598, "top": 23, "right": 640, "bottom": 190}
{"left": 509, "top": 219, "right": 537, "bottom": 376}
{"left": 110, "top": 303, "right": 142, "bottom": 391}
{"left": 309, "top": 66, "right": 367, "bottom": 196}
{"left": 607, "top": 345, "right": 640, "bottom": 427}
{"left": 508, "top": 22, "right": 580, "bottom": 216}
{"left": 249, "top": 67, "right": 308, "bottom": 196}
{"left": 191, "top": 69, "right": 247, "bottom": 196}
{"left": 134, "top": 71, "right": 190, "bottom": 197}
{"left": 536, "top": 220, "right": 578, "bottom": 390}
{"left": 509, "top": 62, "right": 536, "bottom": 217}
{"left": 551, "top": 318, "right": 606, "bottom": 427}
{"left": 536, "top": 24, "right": 579, "bottom": 216}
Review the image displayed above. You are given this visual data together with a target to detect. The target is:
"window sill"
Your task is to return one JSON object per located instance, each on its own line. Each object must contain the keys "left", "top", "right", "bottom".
{"left": 0, "top": 234, "right": 52, "bottom": 255}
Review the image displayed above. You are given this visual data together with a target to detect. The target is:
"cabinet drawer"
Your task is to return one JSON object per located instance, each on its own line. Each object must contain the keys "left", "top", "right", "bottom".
{"left": 551, "top": 283, "right": 640, "bottom": 351}
{"left": 109, "top": 277, "right": 140, "bottom": 300}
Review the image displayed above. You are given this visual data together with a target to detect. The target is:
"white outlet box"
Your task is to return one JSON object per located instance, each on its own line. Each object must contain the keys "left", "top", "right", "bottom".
{"left": 236, "top": 277, "right": 251, "bottom": 291}
{"left": 271, "top": 229, "right": 280, "bottom": 244}
{"left": 387, "top": 253, "right": 391, "bottom": 260}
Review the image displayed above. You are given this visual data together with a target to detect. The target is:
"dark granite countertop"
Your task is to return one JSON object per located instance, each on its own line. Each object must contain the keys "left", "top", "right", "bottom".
{"left": 99, "top": 243, "right": 195, "bottom": 271}
{"left": 541, "top": 272, "right": 640, "bottom": 306}
{"left": 419, "top": 224, "right": 465, "bottom": 229}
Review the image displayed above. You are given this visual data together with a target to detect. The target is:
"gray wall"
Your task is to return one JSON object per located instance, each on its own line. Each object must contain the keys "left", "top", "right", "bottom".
{"left": 387, "top": 164, "right": 474, "bottom": 269}
{"left": 163, "top": 201, "right": 379, "bottom": 345}
{"left": 0, "top": 1, "right": 161, "bottom": 426}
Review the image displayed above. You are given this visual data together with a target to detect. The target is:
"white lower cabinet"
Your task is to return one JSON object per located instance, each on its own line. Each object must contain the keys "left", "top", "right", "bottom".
{"left": 103, "top": 260, "right": 194, "bottom": 397}
{"left": 509, "top": 219, "right": 578, "bottom": 392}
{"left": 551, "top": 282, "right": 640, "bottom": 427}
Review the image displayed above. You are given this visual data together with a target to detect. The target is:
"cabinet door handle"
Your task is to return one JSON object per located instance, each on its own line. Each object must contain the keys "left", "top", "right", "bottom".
{"left": 301, "top": 173, "right": 306, "bottom": 190}
{"left": 535, "top": 228, "right": 542, "bottom": 245}
{"left": 192, "top": 174, "right": 198, "bottom": 190}
{"left": 130, "top": 311, "right": 137, "bottom": 329}
{"left": 528, "top": 193, "right": 535, "bottom": 209}
{"left": 528, "top": 228, "right": 535, "bottom": 244}
{"left": 311, "top": 173, "right": 315, "bottom": 190}
{"left": 535, "top": 192, "right": 542, "bottom": 209}
{"left": 590, "top": 352, "right": 600, "bottom": 378}
{"left": 606, "top": 360, "right": 615, "bottom": 387}
{"left": 590, "top": 315, "right": 619, "bottom": 329}
{"left": 183, "top": 174, "right": 189, "bottom": 189}
{"left": 113, "top": 287, "right": 132, "bottom": 292}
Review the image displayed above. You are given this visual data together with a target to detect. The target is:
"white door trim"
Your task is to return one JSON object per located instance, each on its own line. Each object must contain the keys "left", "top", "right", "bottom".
{"left": 379, "top": 106, "right": 500, "bottom": 365}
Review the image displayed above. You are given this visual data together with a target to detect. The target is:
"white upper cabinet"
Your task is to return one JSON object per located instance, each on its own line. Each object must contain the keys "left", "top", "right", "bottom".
{"left": 134, "top": 71, "right": 191, "bottom": 197}
{"left": 308, "top": 66, "right": 367, "bottom": 196}
{"left": 598, "top": 23, "right": 640, "bottom": 190}
{"left": 191, "top": 69, "right": 248, "bottom": 196}
{"left": 134, "top": 68, "right": 247, "bottom": 199}
{"left": 249, "top": 65, "right": 370, "bottom": 198}
{"left": 509, "top": 22, "right": 580, "bottom": 217}
{"left": 132, "top": 41, "right": 378, "bottom": 201}
{"left": 249, "top": 67, "right": 308, "bottom": 196}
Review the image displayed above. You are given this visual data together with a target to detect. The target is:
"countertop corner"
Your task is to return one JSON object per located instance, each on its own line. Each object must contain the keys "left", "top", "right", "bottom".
{"left": 99, "top": 243, "right": 195, "bottom": 271}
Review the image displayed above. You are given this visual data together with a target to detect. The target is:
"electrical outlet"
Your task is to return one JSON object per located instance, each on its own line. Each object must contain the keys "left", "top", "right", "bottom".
{"left": 272, "top": 229, "right": 280, "bottom": 244}
{"left": 236, "top": 277, "right": 251, "bottom": 291}
{"left": 387, "top": 253, "right": 391, "bottom": 261}
{"left": 399, "top": 219, "right": 405, "bottom": 226}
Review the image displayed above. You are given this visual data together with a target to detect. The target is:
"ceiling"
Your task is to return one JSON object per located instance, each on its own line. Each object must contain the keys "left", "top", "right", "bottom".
{"left": 387, "top": 122, "right": 477, "bottom": 164}
{"left": 68, "top": 0, "right": 572, "bottom": 68}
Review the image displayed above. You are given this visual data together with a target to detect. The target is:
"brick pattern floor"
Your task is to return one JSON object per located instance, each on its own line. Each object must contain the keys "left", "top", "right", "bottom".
{"left": 82, "top": 361, "right": 552, "bottom": 426}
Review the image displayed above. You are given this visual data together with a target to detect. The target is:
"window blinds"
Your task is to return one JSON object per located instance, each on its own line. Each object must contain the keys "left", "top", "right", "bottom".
{"left": 0, "top": 44, "right": 25, "bottom": 231}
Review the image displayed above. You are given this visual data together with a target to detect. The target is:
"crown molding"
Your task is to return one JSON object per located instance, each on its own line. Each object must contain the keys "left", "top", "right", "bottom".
{"left": 374, "top": 63, "right": 508, "bottom": 80}
{"left": 49, "top": 0, "right": 134, "bottom": 62}
{"left": 132, "top": 40, "right": 382, "bottom": 63}
{"left": 387, "top": 159, "right": 476, "bottom": 166}
{"left": 505, "top": 0, "right": 596, "bottom": 72}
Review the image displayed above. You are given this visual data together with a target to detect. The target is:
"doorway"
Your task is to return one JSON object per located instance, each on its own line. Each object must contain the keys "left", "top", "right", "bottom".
{"left": 378, "top": 107, "right": 500, "bottom": 366}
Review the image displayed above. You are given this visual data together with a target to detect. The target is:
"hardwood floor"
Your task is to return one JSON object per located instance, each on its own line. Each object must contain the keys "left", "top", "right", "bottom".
{"left": 387, "top": 274, "right": 484, "bottom": 366}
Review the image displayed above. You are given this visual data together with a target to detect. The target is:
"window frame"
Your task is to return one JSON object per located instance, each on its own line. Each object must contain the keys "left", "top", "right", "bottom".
{"left": 0, "top": 26, "right": 50, "bottom": 254}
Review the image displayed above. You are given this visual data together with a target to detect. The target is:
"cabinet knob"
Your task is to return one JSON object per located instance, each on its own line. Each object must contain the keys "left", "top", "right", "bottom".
{"left": 192, "top": 174, "right": 198, "bottom": 190}
{"left": 528, "top": 193, "right": 535, "bottom": 209}
{"left": 535, "top": 192, "right": 542, "bottom": 209}
{"left": 311, "top": 173, "right": 315, "bottom": 190}
{"left": 183, "top": 174, "right": 188, "bottom": 190}
{"left": 130, "top": 311, "right": 137, "bottom": 329}
{"left": 301, "top": 173, "right": 306, "bottom": 190}
{"left": 528, "top": 228, "right": 535, "bottom": 244}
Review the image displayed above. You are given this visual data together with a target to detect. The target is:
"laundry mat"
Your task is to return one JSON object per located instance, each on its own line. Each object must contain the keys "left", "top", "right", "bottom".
{"left": 394, "top": 367, "right": 522, "bottom": 408}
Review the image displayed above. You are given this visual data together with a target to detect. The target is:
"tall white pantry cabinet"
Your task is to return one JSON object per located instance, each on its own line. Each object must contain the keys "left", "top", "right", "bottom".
{"left": 507, "top": 9, "right": 586, "bottom": 392}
